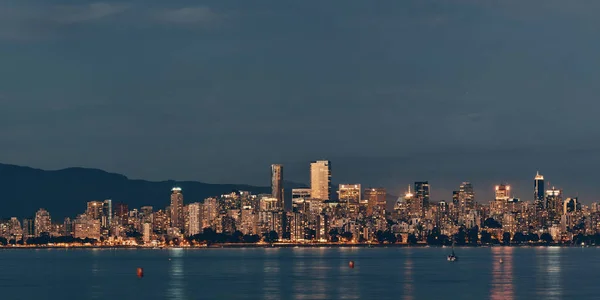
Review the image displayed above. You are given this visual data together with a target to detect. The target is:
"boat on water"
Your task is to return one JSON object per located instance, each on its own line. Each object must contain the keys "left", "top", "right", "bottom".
{"left": 447, "top": 239, "right": 458, "bottom": 262}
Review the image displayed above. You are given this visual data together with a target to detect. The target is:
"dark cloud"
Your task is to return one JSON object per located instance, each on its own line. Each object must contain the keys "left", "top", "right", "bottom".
{"left": 1, "top": 0, "right": 599, "bottom": 202}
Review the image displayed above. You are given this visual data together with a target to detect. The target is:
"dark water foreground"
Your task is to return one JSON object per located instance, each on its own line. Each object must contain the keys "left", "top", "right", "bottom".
{"left": 0, "top": 247, "right": 597, "bottom": 299}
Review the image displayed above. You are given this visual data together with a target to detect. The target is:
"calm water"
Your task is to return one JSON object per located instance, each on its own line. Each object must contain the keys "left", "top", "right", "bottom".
{"left": 0, "top": 247, "right": 597, "bottom": 299}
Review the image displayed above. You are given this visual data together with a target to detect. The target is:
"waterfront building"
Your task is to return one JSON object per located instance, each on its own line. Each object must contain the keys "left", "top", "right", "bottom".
{"left": 271, "top": 164, "right": 284, "bottom": 210}
{"left": 310, "top": 160, "right": 331, "bottom": 201}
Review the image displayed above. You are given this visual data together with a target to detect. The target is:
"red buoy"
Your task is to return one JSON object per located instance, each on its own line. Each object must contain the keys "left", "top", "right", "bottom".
{"left": 137, "top": 267, "right": 144, "bottom": 278}
{"left": 349, "top": 261, "right": 355, "bottom": 269}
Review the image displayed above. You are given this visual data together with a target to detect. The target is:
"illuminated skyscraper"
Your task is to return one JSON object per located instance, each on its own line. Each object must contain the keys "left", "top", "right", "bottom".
{"left": 546, "top": 187, "right": 562, "bottom": 221}
{"left": 495, "top": 184, "right": 511, "bottom": 200}
{"left": 203, "top": 197, "right": 218, "bottom": 228}
{"left": 310, "top": 160, "right": 331, "bottom": 200}
{"left": 114, "top": 202, "right": 129, "bottom": 225}
{"left": 187, "top": 202, "right": 203, "bottom": 236}
{"left": 102, "top": 199, "right": 112, "bottom": 229}
{"left": 170, "top": 187, "right": 184, "bottom": 231}
{"left": 34, "top": 208, "right": 51, "bottom": 237}
{"left": 271, "top": 164, "right": 284, "bottom": 210}
{"left": 534, "top": 171, "right": 545, "bottom": 209}
{"left": 364, "top": 187, "right": 387, "bottom": 216}
{"left": 458, "top": 182, "right": 475, "bottom": 214}
{"left": 414, "top": 181, "right": 430, "bottom": 208}
{"left": 338, "top": 184, "right": 361, "bottom": 212}
{"left": 86, "top": 201, "right": 103, "bottom": 219}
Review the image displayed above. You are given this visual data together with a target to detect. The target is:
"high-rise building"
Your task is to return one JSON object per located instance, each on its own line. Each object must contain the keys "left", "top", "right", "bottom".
{"left": 291, "top": 188, "right": 311, "bottom": 213}
{"left": 86, "top": 201, "right": 103, "bottom": 220}
{"left": 271, "top": 164, "right": 284, "bottom": 210}
{"left": 310, "top": 160, "right": 331, "bottom": 201}
{"left": 143, "top": 223, "right": 152, "bottom": 243}
{"left": 546, "top": 187, "right": 562, "bottom": 221}
{"left": 414, "top": 182, "right": 430, "bottom": 208}
{"left": 495, "top": 184, "right": 511, "bottom": 200}
{"left": 187, "top": 202, "right": 203, "bottom": 236}
{"left": 73, "top": 214, "right": 101, "bottom": 240}
{"left": 203, "top": 198, "right": 219, "bottom": 229}
{"left": 34, "top": 208, "right": 52, "bottom": 237}
{"left": 364, "top": 187, "right": 387, "bottom": 216}
{"left": 114, "top": 202, "right": 129, "bottom": 225}
{"left": 22, "top": 219, "right": 35, "bottom": 240}
{"left": 102, "top": 199, "right": 112, "bottom": 229}
{"left": 458, "top": 182, "right": 475, "bottom": 214}
{"left": 534, "top": 171, "right": 545, "bottom": 210}
{"left": 338, "top": 184, "right": 361, "bottom": 212}
{"left": 170, "top": 187, "right": 184, "bottom": 231}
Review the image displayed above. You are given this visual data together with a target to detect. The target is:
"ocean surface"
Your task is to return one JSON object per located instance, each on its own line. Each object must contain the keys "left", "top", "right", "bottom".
{"left": 0, "top": 246, "right": 597, "bottom": 299}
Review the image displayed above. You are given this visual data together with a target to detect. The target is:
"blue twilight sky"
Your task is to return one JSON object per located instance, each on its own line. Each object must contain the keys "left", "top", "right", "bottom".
{"left": 1, "top": 0, "right": 600, "bottom": 202}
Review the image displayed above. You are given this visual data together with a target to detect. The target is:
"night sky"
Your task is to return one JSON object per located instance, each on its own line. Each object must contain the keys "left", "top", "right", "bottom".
{"left": 2, "top": 0, "right": 600, "bottom": 203}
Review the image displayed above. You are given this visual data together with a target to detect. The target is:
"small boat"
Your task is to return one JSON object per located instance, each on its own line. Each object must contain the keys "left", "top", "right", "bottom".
{"left": 447, "top": 238, "right": 458, "bottom": 262}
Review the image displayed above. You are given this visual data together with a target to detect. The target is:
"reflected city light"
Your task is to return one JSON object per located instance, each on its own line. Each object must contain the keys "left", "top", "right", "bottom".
{"left": 403, "top": 252, "right": 414, "bottom": 300}
{"left": 167, "top": 255, "right": 186, "bottom": 300}
{"left": 490, "top": 247, "right": 514, "bottom": 300}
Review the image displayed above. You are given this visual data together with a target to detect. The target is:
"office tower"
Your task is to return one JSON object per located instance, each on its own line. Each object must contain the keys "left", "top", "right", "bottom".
{"left": 364, "top": 187, "right": 387, "bottom": 216}
{"left": 86, "top": 201, "right": 103, "bottom": 219}
{"left": 458, "top": 182, "right": 475, "bottom": 214}
{"left": 170, "top": 187, "right": 184, "bottom": 231}
{"left": 338, "top": 184, "right": 361, "bottom": 212}
{"left": 414, "top": 181, "right": 430, "bottom": 208}
{"left": 546, "top": 187, "right": 562, "bottom": 220}
{"left": 114, "top": 202, "right": 129, "bottom": 225}
{"left": 187, "top": 202, "right": 203, "bottom": 236}
{"left": 34, "top": 208, "right": 52, "bottom": 237}
{"left": 271, "top": 164, "right": 284, "bottom": 210}
{"left": 310, "top": 160, "right": 331, "bottom": 200}
{"left": 495, "top": 184, "right": 511, "bottom": 200}
{"left": 491, "top": 184, "right": 511, "bottom": 216}
{"left": 564, "top": 198, "right": 578, "bottom": 214}
{"left": 102, "top": 199, "right": 112, "bottom": 229}
{"left": 63, "top": 218, "right": 73, "bottom": 236}
{"left": 534, "top": 171, "right": 545, "bottom": 210}
{"left": 404, "top": 185, "right": 422, "bottom": 218}
{"left": 22, "top": 219, "right": 35, "bottom": 240}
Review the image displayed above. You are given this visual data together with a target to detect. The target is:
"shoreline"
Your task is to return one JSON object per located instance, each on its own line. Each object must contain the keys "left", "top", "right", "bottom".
{"left": 0, "top": 243, "right": 585, "bottom": 249}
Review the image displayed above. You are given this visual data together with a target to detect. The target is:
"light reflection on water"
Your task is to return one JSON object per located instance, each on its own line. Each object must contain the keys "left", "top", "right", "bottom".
{"left": 490, "top": 247, "right": 513, "bottom": 300}
{"left": 167, "top": 250, "right": 186, "bottom": 300}
{"left": 1, "top": 247, "right": 596, "bottom": 300}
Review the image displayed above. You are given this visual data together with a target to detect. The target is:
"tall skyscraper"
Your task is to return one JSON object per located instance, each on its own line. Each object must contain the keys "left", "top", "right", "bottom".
{"left": 495, "top": 184, "right": 511, "bottom": 200}
{"left": 114, "top": 202, "right": 129, "bottom": 225}
{"left": 170, "top": 187, "right": 184, "bottom": 231}
{"left": 102, "top": 199, "right": 112, "bottom": 229}
{"left": 187, "top": 202, "right": 203, "bottom": 236}
{"left": 546, "top": 187, "right": 562, "bottom": 221}
{"left": 34, "top": 208, "right": 51, "bottom": 237}
{"left": 414, "top": 181, "right": 430, "bottom": 208}
{"left": 338, "top": 184, "right": 361, "bottom": 212}
{"left": 458, "top": 182, "right": 475, "bottom": 214}
{"left": 534, "top": 171, "right": 545, "bottom": 210}
{"left": 364, "top": 187, "right": 386, "bottom": 216}
{"left": 271, "top": 164, "right": 284, "bottom": 210}
{"left": 86, "top": 201, "right": 103, "bottom": 219}
{"left": 310, "top": 160, "right": 331, "bottom": 201}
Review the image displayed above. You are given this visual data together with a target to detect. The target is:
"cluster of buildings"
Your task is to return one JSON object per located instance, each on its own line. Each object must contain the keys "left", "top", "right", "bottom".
{"left": 0, "top": 162, "right": 597, "bottom": 245}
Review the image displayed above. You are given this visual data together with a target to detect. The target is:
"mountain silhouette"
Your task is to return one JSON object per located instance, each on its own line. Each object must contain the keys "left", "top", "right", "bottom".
{"left": 0, "top": 163, "right": 306, "bottom": 220}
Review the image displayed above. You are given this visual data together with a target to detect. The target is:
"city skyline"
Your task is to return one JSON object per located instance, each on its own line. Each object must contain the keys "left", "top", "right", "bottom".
{"left": 1, "top": 160, "right": 597, "bottom": 247}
